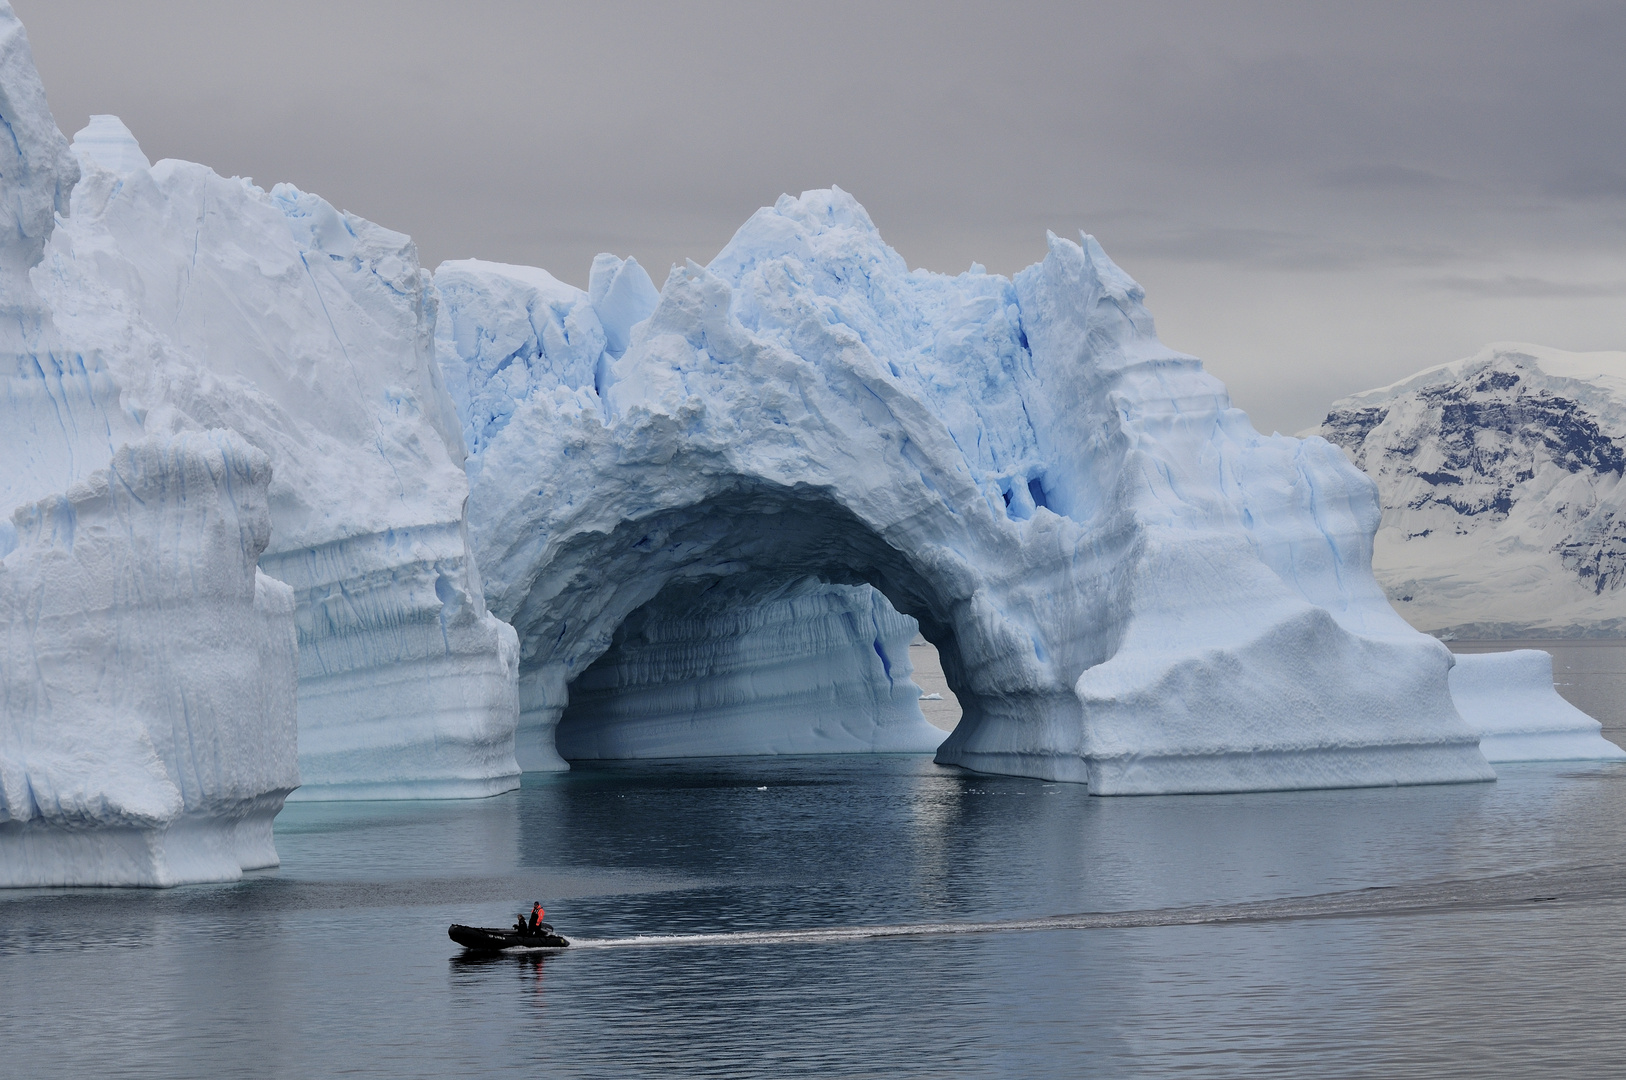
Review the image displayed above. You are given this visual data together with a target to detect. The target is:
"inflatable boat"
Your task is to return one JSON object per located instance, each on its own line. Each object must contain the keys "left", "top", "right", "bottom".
{"left": 449, "top": 923, "right": 571, "bottom": 951}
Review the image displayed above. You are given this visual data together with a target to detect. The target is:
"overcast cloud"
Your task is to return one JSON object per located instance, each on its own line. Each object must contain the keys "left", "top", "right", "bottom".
{"left": 15, "top": 1, "right": 1625, "bottom": 433}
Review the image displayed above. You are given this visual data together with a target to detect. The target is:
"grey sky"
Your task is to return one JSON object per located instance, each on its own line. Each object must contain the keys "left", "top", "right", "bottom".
{"left": 16, "top": 1, "right": 1625, "bottom": 434}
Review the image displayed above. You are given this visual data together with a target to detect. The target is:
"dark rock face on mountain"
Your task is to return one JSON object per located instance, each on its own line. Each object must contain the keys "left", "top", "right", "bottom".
{"left": 1314, "top": 344, "right": 1626, "bottom": 638}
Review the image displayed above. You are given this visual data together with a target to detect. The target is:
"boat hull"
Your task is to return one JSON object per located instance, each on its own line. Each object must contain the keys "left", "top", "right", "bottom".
{"left": 449, "top": 923, "right": 571, "bottom": 950}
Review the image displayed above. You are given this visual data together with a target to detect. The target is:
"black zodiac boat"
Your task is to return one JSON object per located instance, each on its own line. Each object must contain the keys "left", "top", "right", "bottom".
{"left": 449, "top": 923, "right": 571, "bottom": 951}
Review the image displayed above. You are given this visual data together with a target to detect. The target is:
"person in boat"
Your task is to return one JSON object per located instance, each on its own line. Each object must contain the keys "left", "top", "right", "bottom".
{"left": 527, "top": 902, "right": 545, "bottom": 934}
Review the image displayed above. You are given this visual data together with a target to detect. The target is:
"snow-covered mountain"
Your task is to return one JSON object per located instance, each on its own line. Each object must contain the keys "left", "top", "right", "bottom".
{"left": 1314, "top": 343, "right": 1626, "bottom": 639}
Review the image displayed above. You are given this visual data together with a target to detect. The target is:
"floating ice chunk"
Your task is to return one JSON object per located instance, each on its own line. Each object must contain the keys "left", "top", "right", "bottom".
{"left": 1449, "top": 651, "right": 1626, "bottom": 763}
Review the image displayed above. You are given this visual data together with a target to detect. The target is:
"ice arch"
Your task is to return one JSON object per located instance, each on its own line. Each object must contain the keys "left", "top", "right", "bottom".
{"left": 436, "top": 189, "right": 1495, "bottom": 793}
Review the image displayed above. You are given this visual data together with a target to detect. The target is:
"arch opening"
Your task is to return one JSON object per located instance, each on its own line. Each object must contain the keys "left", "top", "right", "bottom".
{"left": 509, "top": 480, "right": 990, "bottom": 770}
{"left": 556, "top": 574, "right": 943, "bottom": 760}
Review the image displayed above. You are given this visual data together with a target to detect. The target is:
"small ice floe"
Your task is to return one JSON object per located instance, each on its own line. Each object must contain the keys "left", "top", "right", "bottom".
{"left": 756, "top": 786, "right": 768, "bottom": 791}
{"left": 921, "top": 693, "right": 944, "bottom": 701}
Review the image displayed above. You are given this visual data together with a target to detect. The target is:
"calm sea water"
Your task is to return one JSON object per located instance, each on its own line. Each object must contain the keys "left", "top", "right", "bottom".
{"left": 4, "top": 755, "right": 1626, "bottom": 1078}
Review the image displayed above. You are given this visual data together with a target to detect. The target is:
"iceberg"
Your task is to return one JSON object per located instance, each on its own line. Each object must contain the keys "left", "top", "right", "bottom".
{"left": 0, "top": 5, "right": 298, "bottom": 885}
{"left": 437, "top": 191, "right": 1496, "bottom": 793}
{"left": 0, "top": 435, "right": 300, "bottom": 886}
{"left": 1449, "top": 651, "right": 1625, "bottom": 763}
{"left": 37, "top": 118, "right": 519, "bottom": 801}
{"left": 0, "top": 0, "right": 518, "bottom": 808}
{"left": 1, "top": 0, "right": 1521, "bottom": 806}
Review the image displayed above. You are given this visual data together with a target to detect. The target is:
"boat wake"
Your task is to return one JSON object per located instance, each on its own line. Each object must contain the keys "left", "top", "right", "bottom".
{"left": 567, "top": 863, "right": 1625, "bottom": 950}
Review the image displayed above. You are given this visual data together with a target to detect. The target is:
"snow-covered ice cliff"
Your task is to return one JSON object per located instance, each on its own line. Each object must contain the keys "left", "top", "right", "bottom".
{"left": 437, "top": 190, "right": 1496, "bottom": 793}
{"left": 1315, "top": 343, "right": 1626, "bottom": 639}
